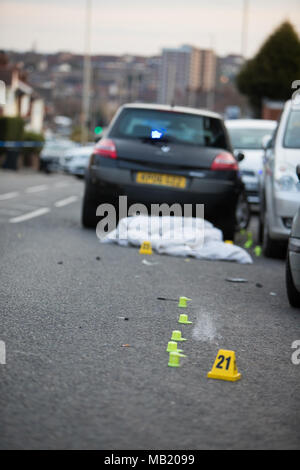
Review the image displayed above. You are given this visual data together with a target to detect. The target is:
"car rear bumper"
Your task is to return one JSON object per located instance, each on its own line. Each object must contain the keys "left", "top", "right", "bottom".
{"left": 89, "top": 160, "right": 241, "bottom": 215}
{"left": 268, "top": 191, "right": 300, "bottom": 241}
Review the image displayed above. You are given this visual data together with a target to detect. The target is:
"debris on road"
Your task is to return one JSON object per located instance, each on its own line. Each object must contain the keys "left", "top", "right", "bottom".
{"left": 142, "top": 259, "right": 159, "bottom": 266}
{"left": 226, "top": 278, "right": 248, "bottom": 283}
{"left": 157, "top": 297, "right": 177, "bottom": 302}
{"left": 207, "top": 349, "right": 241, "bottom": 382}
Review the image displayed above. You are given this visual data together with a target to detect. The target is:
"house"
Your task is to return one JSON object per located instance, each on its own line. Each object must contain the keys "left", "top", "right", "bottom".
{"left": 0, "top": 52, "right": 44, "bottom": 133}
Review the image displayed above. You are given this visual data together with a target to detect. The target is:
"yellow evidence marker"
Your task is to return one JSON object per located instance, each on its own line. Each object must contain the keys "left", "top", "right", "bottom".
{"left": 139, "top": 241, "right": 153, "bottom": 255}
{"left": 207, "top": 349, "right": 241, "bottom": 382}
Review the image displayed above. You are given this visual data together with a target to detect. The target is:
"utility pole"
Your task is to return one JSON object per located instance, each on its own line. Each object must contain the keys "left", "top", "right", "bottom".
{"left": 241, "top": 0, "right": 249, "bottom": 58}
{"left": 206, "top": 35, "right": 216, "bottom": 111}
{"left": 81, "top": 0, "right": 92, "bottom": 144}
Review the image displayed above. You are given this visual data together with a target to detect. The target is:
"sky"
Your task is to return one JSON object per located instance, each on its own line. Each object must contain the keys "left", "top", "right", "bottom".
{"left": 0, "top": 0, "right": 300, "bottom": 58}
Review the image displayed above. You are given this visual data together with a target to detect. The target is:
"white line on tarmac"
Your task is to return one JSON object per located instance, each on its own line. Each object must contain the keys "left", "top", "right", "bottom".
{"left": 9, "top": 207, "right": 50, "bottom": 223}
{"left": 54, "top": 196, "right": 78, "bottom": 207}
{"left": 0, "top": 192, "right": 19, "bottom": 201}
{"left": 54, "top": 181, "right": 70, "bottom": 188}
{"left": 25, "top": 184, "right": 48, "bottom": 193}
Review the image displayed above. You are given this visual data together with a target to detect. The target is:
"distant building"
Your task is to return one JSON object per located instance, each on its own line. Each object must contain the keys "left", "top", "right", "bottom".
{"left": 158, "top": 45, "right": 216, "bottom": 107}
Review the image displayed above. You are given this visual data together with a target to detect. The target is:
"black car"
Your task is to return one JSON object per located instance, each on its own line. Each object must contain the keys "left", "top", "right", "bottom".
{"left": 82, "top": 103, "right": 246, "bottom": 240}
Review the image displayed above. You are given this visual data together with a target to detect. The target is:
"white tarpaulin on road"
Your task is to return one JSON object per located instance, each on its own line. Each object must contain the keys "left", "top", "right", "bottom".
{"left": 100, "top": 216, "right": 253, "bottom": 264}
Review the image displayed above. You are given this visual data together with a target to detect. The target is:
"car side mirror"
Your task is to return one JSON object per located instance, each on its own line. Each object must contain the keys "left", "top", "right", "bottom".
{"left": 262, "top": 134, "right": 272, "bottom": 150}
{"left": 233, "top": 150, "right": 245, "bottom": 162}
{"left": 296, "top": 164, "right": 300, "bottom": 181}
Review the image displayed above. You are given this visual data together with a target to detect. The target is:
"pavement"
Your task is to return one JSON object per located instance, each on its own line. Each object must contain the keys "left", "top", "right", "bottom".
{"left": 0, "top": 170, "right": 299, "bottom": 450}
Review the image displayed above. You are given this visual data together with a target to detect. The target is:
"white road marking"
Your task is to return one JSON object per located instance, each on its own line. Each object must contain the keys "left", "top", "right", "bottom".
{"left": 0, "top": 191, "right": 19, "bottom": 201}
{"left": 10, "top": 207, "right": 50, "bottom": 223}
{"left": 54, "top": 196, "right": 78, "bottom": 207}
{"left": 54, "top": 181, "right": 70, "bottom": 188}
{"left": 26, "top": 184, "right": 48, "bottom": 193}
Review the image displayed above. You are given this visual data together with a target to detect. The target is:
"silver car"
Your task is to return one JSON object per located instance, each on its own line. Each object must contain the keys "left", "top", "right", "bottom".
{"left": 286, "top": 165, "right": 300, "bottom": 307}
{"left": 259, "top": 100, "right": 300, "bottom": 257}
{"left": 226, "top": 119, "right": 277, "bottom": 208}
{"left": 62, "top": 145, "right": 94, "bottom": 179}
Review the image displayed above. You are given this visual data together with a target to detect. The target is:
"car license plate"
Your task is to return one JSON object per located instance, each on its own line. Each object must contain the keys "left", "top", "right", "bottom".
{"left": 136, "top": 172, "right": 186, "bottom": 189}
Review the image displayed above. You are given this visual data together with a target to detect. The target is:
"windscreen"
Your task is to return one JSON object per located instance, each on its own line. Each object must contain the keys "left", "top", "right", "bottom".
{"left": 110, "top": 108, "right": 229, "bottom": 150}
{"left": 227, "top": 127, "right": 274, "bottom": 150}
{"left": 284, "top": 110, "right": 300, "bottom": 148}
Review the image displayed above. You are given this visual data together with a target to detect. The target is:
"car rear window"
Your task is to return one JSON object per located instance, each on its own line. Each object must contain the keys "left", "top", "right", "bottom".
{"left": 284, "top": 110, "right": 300, "bottom": 148}
{"left": 227, "top": 127, "right": 275, "bottom": 150}
{"left": 109, "top": 108, "right": 229, "bottom": 149}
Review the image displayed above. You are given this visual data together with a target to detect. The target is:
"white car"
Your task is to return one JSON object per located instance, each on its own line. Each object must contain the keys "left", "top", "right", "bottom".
{"left": 286, "top": 165, "right": 300, "bottom": 308}
{"left": 62, "top": 145, "right": 94, "bottom": 178}
{"left": 259, "top": 100, "right": 300, "bottom": 257}
{"left": 226, "top": 119, "right": 277, "bottom": 207}
{"left": 40, "top": 139, "right": 78, "bottom": 173}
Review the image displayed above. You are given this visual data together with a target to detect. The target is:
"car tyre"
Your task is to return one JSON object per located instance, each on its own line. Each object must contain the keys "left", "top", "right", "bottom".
{"left": 218, "top": 211, "right": 236, "bottom": 242}
{"left": 235, "top": 192, "right": 251, "bottom": 232}
{"left": 262, "top": 211, "right": 286, "bottom": 258}
{"left": 286, "top": 254, "right": 300, "bottom": 308}
{"left": 81, "top": 182, "right": 100, "bottom": 228}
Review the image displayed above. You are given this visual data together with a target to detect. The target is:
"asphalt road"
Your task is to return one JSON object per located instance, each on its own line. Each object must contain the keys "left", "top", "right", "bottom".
{"left": 0, "top": 170, "right": 299, "bottom": 450}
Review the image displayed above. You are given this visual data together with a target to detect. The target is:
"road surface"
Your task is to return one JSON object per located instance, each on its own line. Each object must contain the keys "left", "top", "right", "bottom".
{"left": 0, "top": 171, "right": 299, "bottom": 450}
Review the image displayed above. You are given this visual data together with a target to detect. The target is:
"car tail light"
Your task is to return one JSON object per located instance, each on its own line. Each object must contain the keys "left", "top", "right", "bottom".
{"left": 94, "top": 138, "right": 117, "bottom": 159}
{"left": 211, "top": 152, "right": 238, "bottom": 171}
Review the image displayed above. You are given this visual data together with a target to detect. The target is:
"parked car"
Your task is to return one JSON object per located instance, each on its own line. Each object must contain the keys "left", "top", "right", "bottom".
{"left": 82, "top": 103, "right": 248, "bottom": 240}
{"left": 40, "top": 139, "right": 78, "bottom": 173}
{"left": 286, "top": 165, "right": 300, "bottom": 308}
{"left": 62, "top": 145, "right": 94, "bottom": 179}
{"left": 259, "top": 100, "right": 300, "bottom": 257}
{"left": 226, "top": 119, "right": 277, "bottom": 208}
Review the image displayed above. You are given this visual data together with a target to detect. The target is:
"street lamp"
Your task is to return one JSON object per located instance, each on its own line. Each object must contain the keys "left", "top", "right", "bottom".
{"left": 241, "top": 0, "right": 249, "bottom": 58}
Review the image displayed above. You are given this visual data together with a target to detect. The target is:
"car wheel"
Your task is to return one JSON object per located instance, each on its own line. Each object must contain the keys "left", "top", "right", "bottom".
{"left": 286, "top": 254, "right": 300, "bottom": 308}
{"left": 217, "top": 212, "right": 236, "bottom": 242}
{"left": 81, "top": 182, "right": 100, "bottom": 228}
{"left": 262, "top": 211, "right": 286, "bottom": 258}
{"left": 235, "top": 192, "right": 251, "bottom": 231}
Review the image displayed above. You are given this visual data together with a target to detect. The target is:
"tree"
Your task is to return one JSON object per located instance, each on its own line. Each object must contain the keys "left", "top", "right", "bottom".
{"left": 236, "top": 22, "right": 300, "bottom": 116}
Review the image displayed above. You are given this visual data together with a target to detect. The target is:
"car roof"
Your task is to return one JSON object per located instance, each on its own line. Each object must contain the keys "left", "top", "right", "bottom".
{"left": 225, "top": 119, "right": 277, "bottom": 128}
{"left": 121, "top": 103, "right": 222, "bottom": 120}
